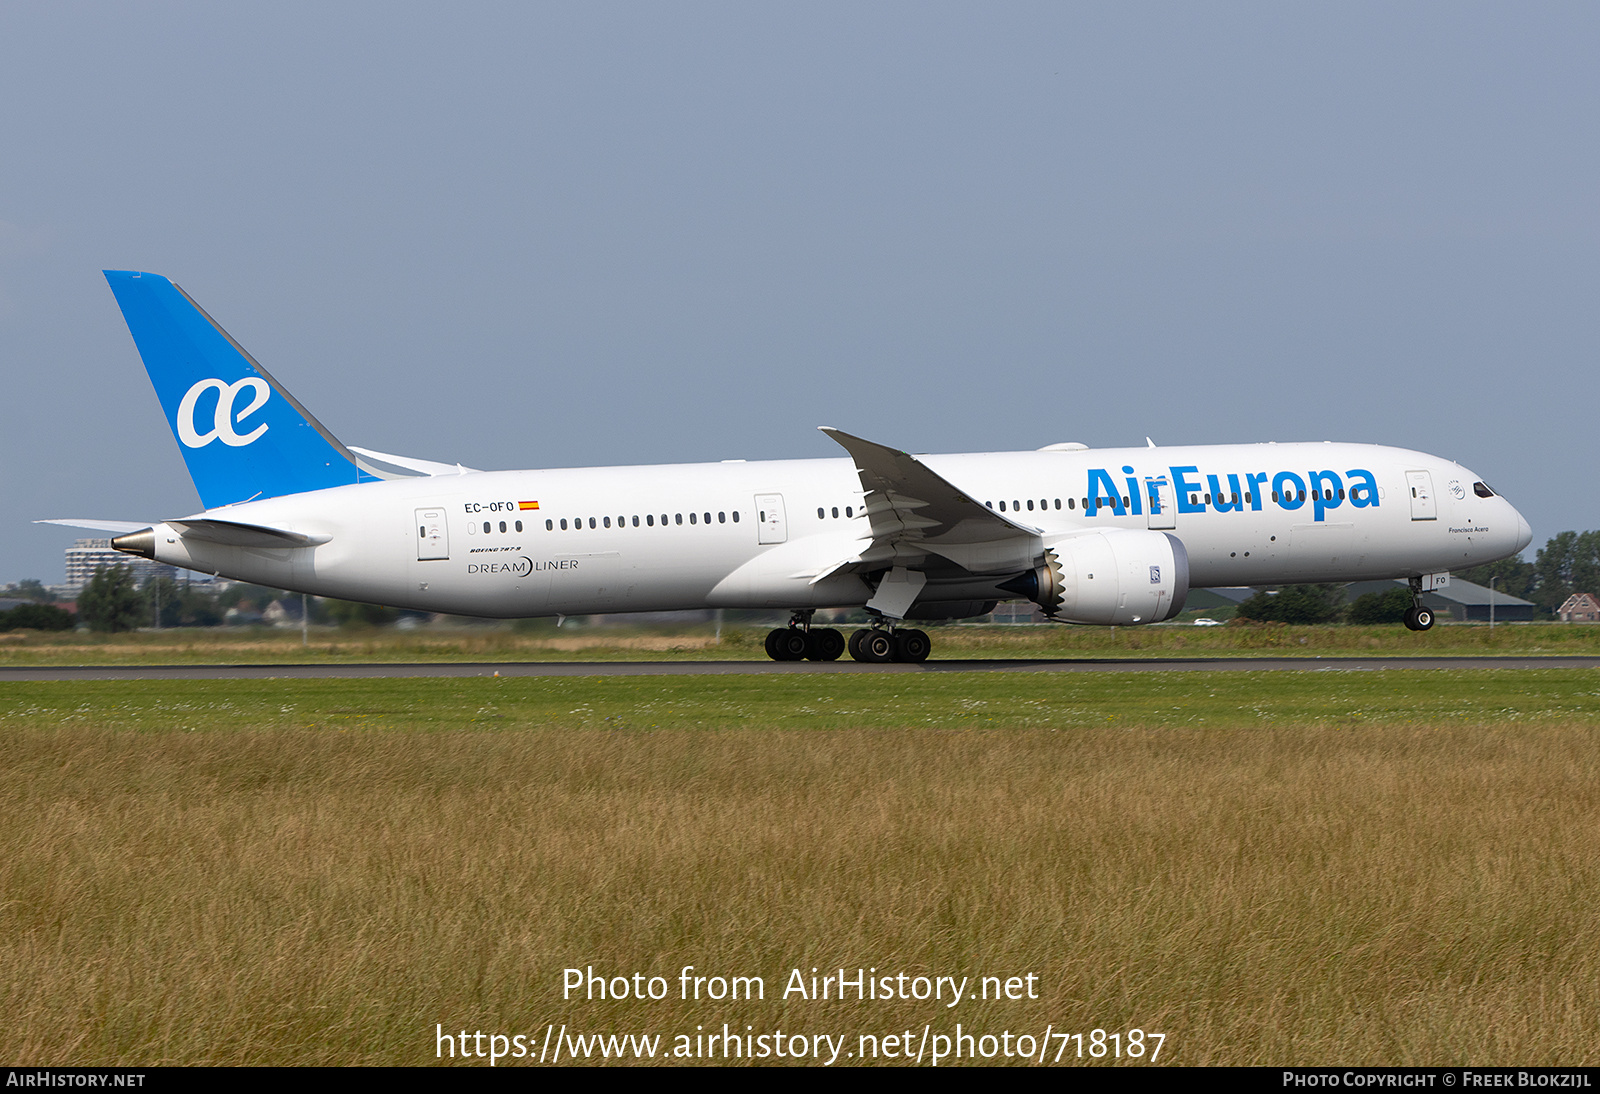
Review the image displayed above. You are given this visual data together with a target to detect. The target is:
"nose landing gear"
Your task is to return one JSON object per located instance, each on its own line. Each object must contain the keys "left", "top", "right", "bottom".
{"left": 1403, "top": 577, "right": 1436, "bottom": 631}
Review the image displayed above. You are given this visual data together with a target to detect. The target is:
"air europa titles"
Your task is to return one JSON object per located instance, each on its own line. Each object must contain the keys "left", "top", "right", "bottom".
{"left": 1083, "top": 465, "right": 1382, "bottom": 523}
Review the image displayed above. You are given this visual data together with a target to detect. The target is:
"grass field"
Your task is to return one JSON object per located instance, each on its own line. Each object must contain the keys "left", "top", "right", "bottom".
{"left": 4, "top": 620, "right": 1600, "bottom": 666}
{"left": 4, "top": 670, "right": 1599, "bottom": 1066}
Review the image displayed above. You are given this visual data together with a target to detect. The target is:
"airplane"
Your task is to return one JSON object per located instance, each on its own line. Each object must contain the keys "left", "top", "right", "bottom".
{"left": 41, "top": 270, "right": 1534, "bottom": 662}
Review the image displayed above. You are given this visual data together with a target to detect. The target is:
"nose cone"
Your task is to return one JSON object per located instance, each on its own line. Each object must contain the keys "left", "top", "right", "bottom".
{"left": 1512, "top": 507, "right": 1533, "bottom": 554}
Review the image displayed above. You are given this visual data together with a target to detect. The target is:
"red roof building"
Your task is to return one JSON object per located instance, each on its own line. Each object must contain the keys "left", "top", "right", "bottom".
{"left": 1558, "top": 593, "right": 1600, "bottom": 622}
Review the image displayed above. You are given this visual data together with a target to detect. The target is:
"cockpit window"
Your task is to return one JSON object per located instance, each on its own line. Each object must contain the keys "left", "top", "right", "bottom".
{"left": 1473, "top": 481, "right": 1496, "bottom": 498}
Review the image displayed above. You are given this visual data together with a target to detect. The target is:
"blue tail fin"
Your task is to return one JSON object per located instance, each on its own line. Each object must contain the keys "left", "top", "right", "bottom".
{"left": 104, "top": 271, "right": 377, "bottom": 509}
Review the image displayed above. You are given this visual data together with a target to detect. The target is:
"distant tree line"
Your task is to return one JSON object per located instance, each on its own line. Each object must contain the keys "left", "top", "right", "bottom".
{"left": 9, "top": 530, "right": 1600, "bottom": 632}
{"left": 5, "top": 566, "right": 405, "bottom": 634}
{"left": 1234, "top": 530, "right": 1600, "bottom": 624}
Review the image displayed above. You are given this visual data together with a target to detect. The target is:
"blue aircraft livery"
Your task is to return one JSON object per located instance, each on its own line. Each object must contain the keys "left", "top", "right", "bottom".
{"left": 1082, "top": 465, "right": 1379, "bottom": 522}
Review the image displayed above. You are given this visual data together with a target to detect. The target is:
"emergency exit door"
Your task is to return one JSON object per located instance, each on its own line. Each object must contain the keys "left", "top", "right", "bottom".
{"left": 1405, "top": 471, "right": 1436, "bottom": 521}
{"left": 1146, "top": 478, "right": 1176, "bottom": 530}
{"left": 754, "top": 494, "right": 787, "bottom": 544}
{"left": 416, "top": 508, "right": 449, "bottom": 559}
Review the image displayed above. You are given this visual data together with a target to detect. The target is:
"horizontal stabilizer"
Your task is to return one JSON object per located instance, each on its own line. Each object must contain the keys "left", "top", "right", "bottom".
{"left": 165, "top": 519, "right": 330, "bottom": 548}
{"left": 35, "top": 518, "right": 152, "bottom": 534}
{"left": 347, "top": 446, "right": 480, "bottom": 476}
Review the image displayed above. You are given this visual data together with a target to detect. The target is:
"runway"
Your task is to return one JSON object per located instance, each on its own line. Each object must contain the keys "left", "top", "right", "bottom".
{"left": 4, "top": 656, "right": 1600, "bottom": 681}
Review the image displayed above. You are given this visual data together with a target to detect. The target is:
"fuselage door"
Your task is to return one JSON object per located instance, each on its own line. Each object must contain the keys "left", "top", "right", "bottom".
{"left": 416, "top": 508, "right": 449, "bottom": 560}
{"left": 1405, "top": 471, "right": 1436, "bottom": 521}
{"left": 755, "top": 493, "right": 787, "bottom": 544}
{"left": 1146, "top": 477, "right": 1176, "bottom": 530}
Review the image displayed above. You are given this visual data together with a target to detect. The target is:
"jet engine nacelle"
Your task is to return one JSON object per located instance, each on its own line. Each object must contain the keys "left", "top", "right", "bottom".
{"left": 1000, "top": 529, "right": 1190, "bottom": 625}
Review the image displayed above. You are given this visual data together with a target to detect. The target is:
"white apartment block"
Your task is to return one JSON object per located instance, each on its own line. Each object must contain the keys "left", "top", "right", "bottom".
{"left": 63, "top": 539, "right": 177, "bottom": 594}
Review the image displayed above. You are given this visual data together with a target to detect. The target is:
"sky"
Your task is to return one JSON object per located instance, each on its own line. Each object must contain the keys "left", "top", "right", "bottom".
{"left": 3, "top": 2, "right": 1596, "bottom": 585}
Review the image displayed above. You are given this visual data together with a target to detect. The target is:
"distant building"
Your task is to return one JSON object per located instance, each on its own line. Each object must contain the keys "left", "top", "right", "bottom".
{"left": 63, "top": 539, "right": 177, "bottom": 594}
{"left": 1343, "top": 577, "right": 1535, "bottom": 622}
{"left": 1558, "top": 593, "right": 1600, "bottom": 622}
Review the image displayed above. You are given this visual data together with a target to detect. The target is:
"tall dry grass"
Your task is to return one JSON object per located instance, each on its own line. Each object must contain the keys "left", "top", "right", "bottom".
{"left": 3, "top": 720, "right": 1597, "bottom": 1065}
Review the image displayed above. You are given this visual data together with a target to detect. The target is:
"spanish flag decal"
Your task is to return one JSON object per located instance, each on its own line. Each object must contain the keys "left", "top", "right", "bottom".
{"left": 518, "top": 500, "right": 540, "bottom": 511}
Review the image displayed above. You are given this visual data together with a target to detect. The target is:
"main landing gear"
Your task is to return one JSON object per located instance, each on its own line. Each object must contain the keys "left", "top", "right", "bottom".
{"left": 763, "top": 611, "right": 931, "bottom": 663}
{"left": 1403, "top": 577, "right": 1436, "bottom": 631}
{"left": 764, "top": 610, "right": 846, "bottom": 662}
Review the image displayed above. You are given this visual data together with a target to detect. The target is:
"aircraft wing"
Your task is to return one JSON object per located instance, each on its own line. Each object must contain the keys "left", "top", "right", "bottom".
{"left": 819, "top": 427, "right": 1041, "bottom": 574}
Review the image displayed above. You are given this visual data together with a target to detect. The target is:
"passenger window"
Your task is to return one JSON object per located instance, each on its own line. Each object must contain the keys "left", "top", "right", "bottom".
{"left": 1271, "top": 491, "right": 1279, "bottom": 503}
{"left": 1123, "top": 496, "right": 1130, "bottom": 508}
{"left": 1054, "top": 499, "right": 1061, "bottom": 509}
{"left": 483, "top": 521, "right": 491, "bottom": 534}
{"left": 560, "top": 518, "right": 568, "bottom": 530}
{"left": 818, "top": 507, "right": 825, "bottom": 519}
{"left": 633, "top": 516, "right": 640, "bottom": 527}
{"left": 845, "top": 507, "right": 852, "bottom": 518}
{"left": 1337, "top": 489, "right": 1345, "bottom": 500}
{"left": 545, "top": 520, "right": 552, "bottom": 531}
{"left": 647, "top": 514, "right": 655, "bottom": 526}
{"left": 1013, "top": 500, "right": 1020, "bottom": 510}
{"left": 704, "top": 512, "right": 711, "bottom": 525}
{"left": 589, "top": 517, "right": 597, "bottom": 529}
{"left": 718, "top": 512, "right": 726, "bottom": 523}
{"left": 999, "top": 501, "right": 1006, "bottom": 511}
{"left": 1244, "top": 493, "right": 1252, "bottom": 504}
{"left": 1027, "top": 499, "right": 1034, "bottom": 511}
{"left": 689, "top": 512, "right": 697, "bottom": 525}
{"left": 516, "top": 521, "right": 523, "bottom": 532}
{"left": 676, "top": 513, "right": 683, "bottom": 525}
{"left": 1298, "top": 491, "right": 1305, "bottom": 502}
{"left": 1041, "top": 499, "right": 1048, "bottom": 510}
{"left": 832, "top": 507, "right": 839, "bottom": 518}
{"left": 604, "top": 517, "right": 611, "bottom": 528}
{"left": 732, "top": 511, "right": 740, "bottom": 522}
{"left": 499, "top": 521, "right": 507, "bottom": 533}
{"left": 1068, "top": 498, "right": 1075, "bottom": 509}
{"left": 986, "top": 501, "right": 993, "bottom": 509}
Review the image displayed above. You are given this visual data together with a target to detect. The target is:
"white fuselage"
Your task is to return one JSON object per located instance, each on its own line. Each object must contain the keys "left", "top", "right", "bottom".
{"left": 141, "top": 441, "right": 1532, "bottom": 619}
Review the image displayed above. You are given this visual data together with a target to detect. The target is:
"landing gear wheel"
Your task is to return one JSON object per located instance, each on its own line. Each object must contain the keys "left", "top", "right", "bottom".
{"left": 1404, "top": 605, "right": 1435, "bottom": 632}
{"left": 894, "top": 628, "right": 931, "bottom": 663}
{"left": 806, "top": 628, "right": 846, "bottom": 661}
{"left": 850, "top": 629, "right": 896, "bottom": 662}
{"left": 765, "top": 628, "right": 809, "bottom": 660}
